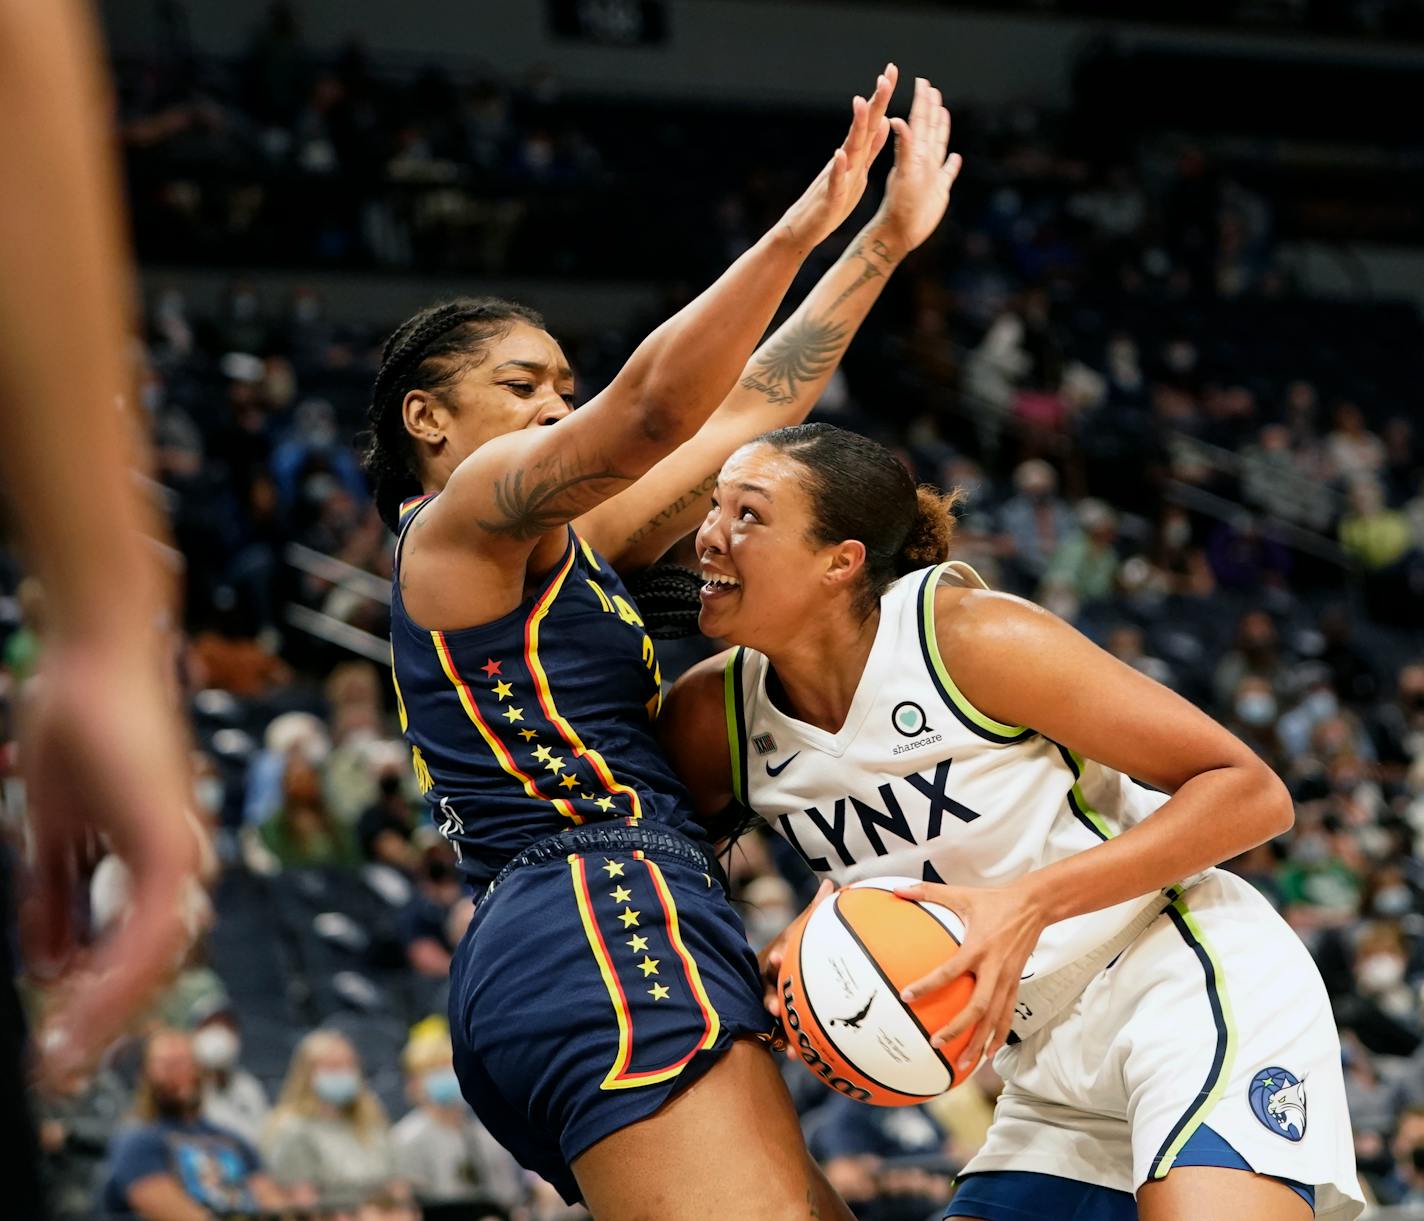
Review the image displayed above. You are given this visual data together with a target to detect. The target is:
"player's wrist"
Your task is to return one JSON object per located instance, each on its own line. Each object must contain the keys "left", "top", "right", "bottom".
{"left": 859, "top": 215, "right": 910, "bottom": 264}
{"left": 1012, "top": 870, "right": 1057, "bottom": 929}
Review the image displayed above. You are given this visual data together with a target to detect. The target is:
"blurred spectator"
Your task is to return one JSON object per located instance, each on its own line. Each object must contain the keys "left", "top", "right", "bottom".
{"left": 2, "top": 576, "right": 43, "bottom": 686}
{"left": 1205, "top": 512, "right": 1292, "bottom": 592}
{"left": 192, "top": 998, "right": 271, "bottom": 1148}
{"left": 1327, "top": 402, "right": 1386, "bottom": 483}
{"left": 1213, "top": 610, "right": 1288, "bottom": 710}
{"left": 357, "top": 747, "right": 422, "bottom": 872}
{"left": 403, "top": 841, "right": 465, "bottom": 977}
{"left": 1353, "top": 923, "right": 1420, "bottom": 1029}
{"left": 263, "top": 1029, "right": 398, "bottom": 1206}
{"left": 1142, "top": 506, "right": 1214, "bottom": 599}
{"left": 37, "top": 1061, "right": 127, "bottom": 1219}
{"left": 1340, "top": 478, "right": 1413, "bottom": 572}
{"left": 1225, "top": 675, "right": 1286, "bottom": 771}
{"left": 391, "top": 1019, "right": 527, "bottom": 1212}
{"left": 997, "top": 459, "right": 1074, "bottom": 591}
{"left": 101, "top": 1029, "right": 288, "bottom": 1219}
{"left": 808, "top": 1095, "right": 951, "bottom": 1221}
{"left": 1039, "top": 498, "right": 1120, "bottom": 617}
{"left": 1278, "top": 819, "right": 1363, "bottom": 930}
{"left": 1370, "top": 662, "right": 1424, "bottom": 783}
{"left": 259, "top": 755, "right": 359, "bottom": 869}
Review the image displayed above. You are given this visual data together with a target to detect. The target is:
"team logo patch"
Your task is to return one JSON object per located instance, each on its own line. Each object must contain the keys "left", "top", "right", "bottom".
{"left": 1248, "top": 1066, "right": 1307, "bottom": 1141}
{"left": 891, "top": 701, "right": 932, "bottom": 738}
{"left": 752, "top": 733, "right": 777, "bottom": 756}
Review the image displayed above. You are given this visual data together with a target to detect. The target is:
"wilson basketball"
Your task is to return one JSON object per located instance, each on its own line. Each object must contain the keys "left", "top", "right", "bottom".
{"left": 777, "top": 876, "right": 976, "bottom": 1106}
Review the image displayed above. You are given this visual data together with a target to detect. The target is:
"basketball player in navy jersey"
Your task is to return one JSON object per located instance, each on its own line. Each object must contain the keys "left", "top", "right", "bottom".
{"left": 0, "top": 0, "right": 204, "bottom": 1214}
{"left": 366, "top": 73, "right": 962, "bottom": 1216}
{"left": 661, "top": 424, "right": 1362, "bottom": 1220}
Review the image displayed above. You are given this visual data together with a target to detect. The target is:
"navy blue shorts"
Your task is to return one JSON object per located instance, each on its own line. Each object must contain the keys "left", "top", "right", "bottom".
{"left": 448, "top": 829, "right": 773, "bottom": 1203}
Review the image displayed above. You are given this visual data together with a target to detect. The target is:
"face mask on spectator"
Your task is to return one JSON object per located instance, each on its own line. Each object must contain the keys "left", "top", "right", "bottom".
{"left": 313, "top": 1068, "right": 360, "bottom": 1107}
{"left": 1236, "top": 693, "right": 1277, "bottom": 726}
{"left": 1374, "top": 887, "right": 1413, "bottom": 917}
{"left": 1294, "top": 835, "right": 1329, "bottom": 865}
{"left": 1304, "top": 690, "right": 1339, "bottom": 720}
{"left": 424, "top": 1069, "right": 462, "bottom": 1107}
{"left": 1165, "top": 519, "right": 1191, "bottom": 548}
{"left": 1358, "top": 954, "right": 1405, "bottom": 992}
{"left": 193, "top": 1025, "right": 240, "bottom": 1071}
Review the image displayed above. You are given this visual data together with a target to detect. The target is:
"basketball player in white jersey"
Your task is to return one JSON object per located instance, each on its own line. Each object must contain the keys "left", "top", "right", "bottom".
{"left": 659, "top": 423, "right": 1362, "bottom": 1221}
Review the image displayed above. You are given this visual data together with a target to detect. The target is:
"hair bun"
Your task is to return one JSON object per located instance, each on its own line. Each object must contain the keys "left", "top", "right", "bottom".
{"left": 895, "top": 486, "right": 960, "bottom": 574}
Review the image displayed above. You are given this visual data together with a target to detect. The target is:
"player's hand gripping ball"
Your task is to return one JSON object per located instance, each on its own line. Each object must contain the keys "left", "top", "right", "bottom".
{"left": 777, "top": 877, "right": 977, "bottom": 1106}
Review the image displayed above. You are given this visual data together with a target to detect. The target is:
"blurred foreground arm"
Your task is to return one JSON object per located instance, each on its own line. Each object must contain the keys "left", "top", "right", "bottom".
{"left": 0, "top": 0, "right": 202, "bottom": 1090}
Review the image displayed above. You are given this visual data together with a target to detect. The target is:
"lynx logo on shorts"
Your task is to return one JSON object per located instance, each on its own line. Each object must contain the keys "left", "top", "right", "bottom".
{"left": 1249, "top": 1066, "right": 1307, "bottom": 1141}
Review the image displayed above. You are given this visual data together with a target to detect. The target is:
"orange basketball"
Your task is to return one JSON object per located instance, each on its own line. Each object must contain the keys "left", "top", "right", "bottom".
{"left": 777, "top": 876, "right": 977, "bottom": 1106}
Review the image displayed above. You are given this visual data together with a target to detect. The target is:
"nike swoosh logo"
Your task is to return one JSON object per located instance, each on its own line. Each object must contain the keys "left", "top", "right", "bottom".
{"left": 765, "top": 752, "right": 799, "bottom": 777}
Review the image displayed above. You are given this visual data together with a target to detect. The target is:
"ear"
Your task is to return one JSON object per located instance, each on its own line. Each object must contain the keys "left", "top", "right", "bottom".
{"left": 823, "top": 539, "right": 867, "bottom": 589}
{"left": 402, "top": 389, "right": 448, "bottom": 449}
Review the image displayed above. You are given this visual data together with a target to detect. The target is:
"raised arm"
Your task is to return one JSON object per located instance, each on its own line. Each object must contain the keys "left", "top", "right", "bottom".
{"left": 579, "top": 76, "right": 963, "bottom": 572}
{"left": 422, "top": 69, "right": 898, "bottom": 560}
{"left": 0, "top": 0, "right": 202, "bottom": 1091}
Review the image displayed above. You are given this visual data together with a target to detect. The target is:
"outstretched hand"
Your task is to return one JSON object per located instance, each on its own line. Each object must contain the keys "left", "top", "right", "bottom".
{"left": 894, "top": 878, "right": 1047, "bottom": 1078}
{"left": 873, "top": 76, "right": 962, "bottom": 254}
{"left": 777, "top": 65, "right": 897, "bottom": 252}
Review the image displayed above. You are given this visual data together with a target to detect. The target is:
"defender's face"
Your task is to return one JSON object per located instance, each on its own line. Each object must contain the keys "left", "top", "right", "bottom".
{"left": 412, "top": 322, "right": 577, "bottom": 476}
{"left": 694, "top": 445, "right": 830, "bottom": 650}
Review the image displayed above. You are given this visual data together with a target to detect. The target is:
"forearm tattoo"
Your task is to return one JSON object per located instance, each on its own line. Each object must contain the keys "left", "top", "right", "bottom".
{"left": 624, "top": 471, "right": 719, "bottom": 547}
{"left": 476, "top": 458, "right": 628, "bottom": 540}
{"left": 826, "top": 235, "right": 896, "bottom": 314}
{"left": 738, "top": 313, "right": 851, "bottom": 406}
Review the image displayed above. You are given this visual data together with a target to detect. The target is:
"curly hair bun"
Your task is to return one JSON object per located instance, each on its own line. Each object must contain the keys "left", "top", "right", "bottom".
{"left": 895, "top": 486, "right": 960, "bottom": 573}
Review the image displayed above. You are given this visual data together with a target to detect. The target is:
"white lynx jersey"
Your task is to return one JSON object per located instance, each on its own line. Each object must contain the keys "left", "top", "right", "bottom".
{"left": 724, "top": 561, "right": 1205, "bottom": 1040}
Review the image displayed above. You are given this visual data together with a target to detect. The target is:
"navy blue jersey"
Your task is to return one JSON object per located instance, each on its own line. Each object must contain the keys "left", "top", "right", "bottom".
{"left": 389, "top": 495, "right": 704, "bottom": 883}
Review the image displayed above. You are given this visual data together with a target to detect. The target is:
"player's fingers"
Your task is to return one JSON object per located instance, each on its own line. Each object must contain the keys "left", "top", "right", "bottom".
{"left": 34, "top": 869, "right": 197, "bottom": 1093}
{"left": 900, "top": 945, "right": 974, "bottom": 1002}
{"left": 22, "top": 825, "right": 77, "bottom": 973}
{"left": 887, "top": 116, "right": 911, "bottom": 166}
{"left": 930, "top": 962, "right": 996, "bottom": 1052}
{"left": 954, "top": 974, "right": 1011, "bottom": 1075}
{"left": 865, "top": 67, "right": 895, "bottom": 135}
{"left": 944, "top": 151, "right": 964, "bottom": 186}
{"left": 906, "top": 76, "right": 927, "bottom": 144}
{"left": 841, "top": 95, "right": 869, "bottom": 159}
{"left": 933, "top": 104, "right": 951, "bottom": 162}
{"left": 869, "top": 116, "right": 890, "bottom": 164}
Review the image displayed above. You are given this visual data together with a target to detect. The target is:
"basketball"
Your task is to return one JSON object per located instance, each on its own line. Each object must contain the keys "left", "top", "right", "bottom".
{"left": 777, "top": 876, "right": 977, "bottom": 1107}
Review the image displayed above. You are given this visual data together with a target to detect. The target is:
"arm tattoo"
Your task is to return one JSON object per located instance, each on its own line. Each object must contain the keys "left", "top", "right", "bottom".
{"left": 625, "top": 472, "right": 718, "bottom": 546}
{"left": 476, "top": 458, "right": 629, "bottom": 540}
{"left": 738, "top": 313, "right": 851, "bottom": 407}
{"left": 825, "top": 235, "right": 896, "bottom": 314}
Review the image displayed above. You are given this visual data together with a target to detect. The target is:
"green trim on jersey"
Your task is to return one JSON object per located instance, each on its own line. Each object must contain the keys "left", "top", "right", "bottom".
{"left": 1149, "top": 896, "right": 1238, "bottom": 1179}
{"left": 1054, "top": 745, "right": 1115, "bottom": 841}
{"left": 723, "top": 648, "right": 749, "bottom": 807}
{"left": 917, "top": 565, "right": 1034, "bottom": 744}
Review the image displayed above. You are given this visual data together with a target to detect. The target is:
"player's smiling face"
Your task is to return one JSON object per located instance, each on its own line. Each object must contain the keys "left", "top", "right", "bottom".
{"left": 695, "top": 443, "right": 860, "bottom": 650}
{"left": 407, "top": 321, "right": 577, "bottom": 477}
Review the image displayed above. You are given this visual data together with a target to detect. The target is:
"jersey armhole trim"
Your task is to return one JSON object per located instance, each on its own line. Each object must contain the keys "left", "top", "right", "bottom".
{"left": 1051, "top": 742, "right": 1114, "bottom": 841}
{"left": 723, "top": 648, "right": 749, "bottom": 807}
{"left": 917, "top": 565, "right": 1034, "bottom": 745}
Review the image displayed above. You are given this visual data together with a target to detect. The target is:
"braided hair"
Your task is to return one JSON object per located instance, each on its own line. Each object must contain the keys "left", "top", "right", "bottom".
{"left": 362, "top": 296, "right": 545, "bottom": 531}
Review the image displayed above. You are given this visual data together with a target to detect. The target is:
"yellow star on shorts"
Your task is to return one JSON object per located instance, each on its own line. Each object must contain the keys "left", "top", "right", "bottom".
{"left": 559, "top": 773, "right": 579, "bottom": 790}
{"left": 532, "top": 744, "right": 553, "bottom": 763}
{"left": 502, "top": 706, "right": 524, "bottom": 723}
{"left": 580, "top": 792, "right": 595, "bottom": 801}
{"left": 544, "top": 755, "right": 566, "bottom": 774}
{"left": 626, "top": 934, "right": 649, "bottom": 953}
{"left": 594, "top": 795, "right": 615, "bottom": 813}
{"left": 638, "top": 956, "right": 660, "bottom": 978}
{"left": 491, "top": 680, "right": 514, "bottom": 701}
{"left": 518, "top": 729, "right": 539, "bottom": 742}
{"left": 609, "top": 885, "right": 632, "bottom": 904}
{"left": 648, "top": 983, "right": 670, "bottom": 1001}
{"left": 618, "top": 907, "right": 640, "bottom": 928}
{"left": 602, "top": 860, "right": 624, "bottom": 878}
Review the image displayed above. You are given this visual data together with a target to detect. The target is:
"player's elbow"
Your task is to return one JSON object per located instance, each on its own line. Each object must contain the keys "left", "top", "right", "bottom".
{"left": 1246, "top": 762, "right": 1295, "bottom": 840}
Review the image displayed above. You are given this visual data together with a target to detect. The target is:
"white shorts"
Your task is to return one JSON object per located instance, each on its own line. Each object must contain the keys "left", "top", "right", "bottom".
{"left": 961, "top": 869, "right": 1364, "bottom": 1220}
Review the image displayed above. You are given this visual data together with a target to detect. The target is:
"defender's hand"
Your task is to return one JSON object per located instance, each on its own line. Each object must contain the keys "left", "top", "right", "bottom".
{"left": 894, "top": 878, "right": 1047, "bottom": 1079}
{"left": 872, "top": 76, "right": 962, "bottom": 254}
{"left": 21, "top": 645, "right": 207, "bottom": 1094}
{"left": 777, "top": 65, "right": 896, "bottom": 252}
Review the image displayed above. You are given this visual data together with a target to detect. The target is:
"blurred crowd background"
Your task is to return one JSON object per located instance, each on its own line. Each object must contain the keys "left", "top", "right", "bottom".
{"left": 3, "top": 0, "right": 1424, "bottom": 1217}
